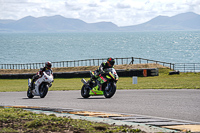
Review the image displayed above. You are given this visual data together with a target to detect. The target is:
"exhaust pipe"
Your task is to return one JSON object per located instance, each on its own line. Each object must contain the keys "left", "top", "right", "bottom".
{"left": 81, "top": 78, "right": 87, "bottom": 84}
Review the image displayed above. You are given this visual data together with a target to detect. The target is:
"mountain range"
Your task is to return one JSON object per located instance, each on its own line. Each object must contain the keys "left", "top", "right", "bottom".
{"left": 0, "top": 12, "right": 199, "bottom": 32}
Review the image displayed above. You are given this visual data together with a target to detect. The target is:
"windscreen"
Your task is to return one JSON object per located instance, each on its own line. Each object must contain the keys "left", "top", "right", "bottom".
{"left": 44, "top": 69, "right": 51, "bottom": 76}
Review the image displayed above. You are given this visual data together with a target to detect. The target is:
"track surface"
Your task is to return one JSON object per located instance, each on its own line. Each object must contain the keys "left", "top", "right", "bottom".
{"left": 0, "top": 89, "right": 200, "bottom": 122}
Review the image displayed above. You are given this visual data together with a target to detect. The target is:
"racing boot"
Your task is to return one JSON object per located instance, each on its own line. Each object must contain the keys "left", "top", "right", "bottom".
{"left": 30, "top": 78, "right": 36, "bottom": 90}
{"left": 29, "top": 82, "right": 34, "bottom": 90}
{"left": 87, "top": 77, "right": 97, "bottom": 86}
{"left": 87, "top": 78, "right": 93, "bottom": 85}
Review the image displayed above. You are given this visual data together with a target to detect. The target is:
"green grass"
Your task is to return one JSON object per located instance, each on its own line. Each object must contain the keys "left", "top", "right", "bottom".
{"left": 0, "top": 107, "right": 141, "bottom": 133}
{"left": 118, "top": 71, "right": 200, "bottom": 89}
{"left": 0, "top": 68, "right": 199, "bottom": 92}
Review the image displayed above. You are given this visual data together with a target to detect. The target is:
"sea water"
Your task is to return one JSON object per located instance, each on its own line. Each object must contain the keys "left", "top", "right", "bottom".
{"left": 0, "top": 31, "right": 200, "bottom": 64}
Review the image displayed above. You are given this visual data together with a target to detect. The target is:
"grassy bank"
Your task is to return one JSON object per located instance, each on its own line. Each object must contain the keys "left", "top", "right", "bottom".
{"left": 0, "top": 68, "right": 199, "bottom": 92}
{"left": 0, "top": 107, "right": 141, "bottom": 133}
{"left": 0, "top": 63, "right": 166, "bottom": 74}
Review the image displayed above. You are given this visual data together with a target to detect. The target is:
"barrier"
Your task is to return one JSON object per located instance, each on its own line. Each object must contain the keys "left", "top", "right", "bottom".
{"left": 0, "top": 57, "right": 174, "bottom": 70}
{"left": 0, "top": 68, "right": 158, "bottom": 79}
{"left": 1, "top": 57, "right": 199, "bottom": 72}
{"left": 174, "top": 63, "right": 200, "bottom": 72}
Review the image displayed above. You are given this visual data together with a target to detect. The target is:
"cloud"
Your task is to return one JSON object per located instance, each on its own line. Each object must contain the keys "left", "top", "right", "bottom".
{"left": 88, "top": 3, "right": 99, "bottom": 8}
{"left": 0, "top": 0, "right": 199, "bottom": 26}
{"left": 116, "top": 3, "right": 131, "bottom": 9}
{"left": 65, "top": 1, "right": 82, "bottom": 11}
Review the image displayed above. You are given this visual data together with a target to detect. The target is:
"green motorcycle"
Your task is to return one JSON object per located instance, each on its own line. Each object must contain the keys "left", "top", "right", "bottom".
{"left": 81, "top": 68, "right": 119, "bottom": 98}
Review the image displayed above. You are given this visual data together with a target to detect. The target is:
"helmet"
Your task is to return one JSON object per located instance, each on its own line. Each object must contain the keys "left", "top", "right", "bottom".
{"left": 107, "top": 57, "right": 115, "bottom": 66}
{"left": 45, "top": 61, "right": 52, "bottom": 69}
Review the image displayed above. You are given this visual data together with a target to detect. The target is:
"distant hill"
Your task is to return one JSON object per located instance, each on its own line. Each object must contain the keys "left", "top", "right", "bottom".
{"left": 121, "top": 12, "right": 200, "bottom": 31}
{"left": 0, "top": 15, "right": 118, "bottom": 32}
{"left": 0, "top": 12, "right": 199, "bottom": 32}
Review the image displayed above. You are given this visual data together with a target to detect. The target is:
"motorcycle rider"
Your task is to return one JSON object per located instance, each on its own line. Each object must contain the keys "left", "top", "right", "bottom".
{"left": 29, "top": 61, "right": 53, "bottom": 90}
{"left": 88, "top": 57, "right": 115, "bottom": 84}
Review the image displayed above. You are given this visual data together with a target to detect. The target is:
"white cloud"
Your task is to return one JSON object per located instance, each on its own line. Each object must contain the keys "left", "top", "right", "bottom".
{"left": 0, "top": 0, "right": 199, "bottom": 26}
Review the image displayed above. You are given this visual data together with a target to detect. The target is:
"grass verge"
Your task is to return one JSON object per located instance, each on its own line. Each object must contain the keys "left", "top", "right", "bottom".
{"left": 0, "top": 68, "right": 199, "bottom": 92}
{"left": 0, "top": 107, "right": 142, "bottom": 133}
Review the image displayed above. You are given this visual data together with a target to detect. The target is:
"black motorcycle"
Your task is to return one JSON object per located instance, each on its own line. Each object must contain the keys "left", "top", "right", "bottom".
{"left": 81, "top": 68, "right": 119, "bottom": 98}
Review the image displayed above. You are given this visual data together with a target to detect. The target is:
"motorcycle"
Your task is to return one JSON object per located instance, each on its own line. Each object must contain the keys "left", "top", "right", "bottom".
{"left": 27, "top": 69, "right": 54, "bottom": 98}
{"left": 81, "top": 68, "right": 119, "bottom": 98}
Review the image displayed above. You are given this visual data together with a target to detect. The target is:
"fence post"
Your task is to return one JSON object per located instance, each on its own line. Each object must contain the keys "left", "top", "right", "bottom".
{"left": 184, "top": 64, "right": 185, "bottom": 72}
{"left": 132, "top": 57, "right": 134, "bottom": 64}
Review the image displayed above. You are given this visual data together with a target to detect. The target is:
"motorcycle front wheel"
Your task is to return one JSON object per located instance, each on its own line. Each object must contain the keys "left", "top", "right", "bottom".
{"left": 27, "top": 88, "right": 34, "bottom": 98}
{"left": 81, "top": 85, "right": 90, "bottom": 98}
{"left": 39, "top": 84, "right": 49, "bottom": 98}
{"left": 104, "top": 83, "right": 116, "bottom": 98}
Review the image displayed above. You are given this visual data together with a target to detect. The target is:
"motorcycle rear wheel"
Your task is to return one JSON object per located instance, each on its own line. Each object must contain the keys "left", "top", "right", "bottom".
{"left": 81, "top": 85, "right": 90, "bottom": 98}
{"left": 104, "top": 83, "right": 116, "bottom": 98}
{"left": 39, "top": 84, "right": 49, "bottom": 98}
{"left": 27, "top": 88, "right": 34, "bottom": 98}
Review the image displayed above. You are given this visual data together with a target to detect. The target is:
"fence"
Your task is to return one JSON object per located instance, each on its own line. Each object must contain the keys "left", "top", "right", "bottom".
{"left": 1, "top": 57, "right": 200, "bottom": 72}
{"left": 0, "top": 57, "right": 174, "bottom": 70}
{"left": 174, "top": 63, "right": 200, "bottom": 72}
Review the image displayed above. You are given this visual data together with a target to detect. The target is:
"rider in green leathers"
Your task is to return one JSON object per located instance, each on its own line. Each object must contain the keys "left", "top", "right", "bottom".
{"left": 88, "top": 57, "right": 115, "bottom": 85}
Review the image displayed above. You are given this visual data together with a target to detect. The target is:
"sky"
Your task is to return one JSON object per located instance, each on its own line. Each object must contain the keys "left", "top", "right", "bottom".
{"left": 0, "top": 0, "right": 200, "bottom": 26}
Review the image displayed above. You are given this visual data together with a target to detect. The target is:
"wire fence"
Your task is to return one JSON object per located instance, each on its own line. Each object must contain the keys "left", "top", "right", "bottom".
{"left": 174, "top": 63, "right": 200, "bottom": 72}
{"left": 0, "top": 57, "right": 199, "bottom": 72}
{"left": 0, "top": 57, "right": 174, "bottom": 70}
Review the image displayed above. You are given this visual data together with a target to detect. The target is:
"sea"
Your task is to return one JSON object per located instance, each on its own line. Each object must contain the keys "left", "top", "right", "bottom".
{"left": 0, "top": 31, "right": 200, "bottom": 64}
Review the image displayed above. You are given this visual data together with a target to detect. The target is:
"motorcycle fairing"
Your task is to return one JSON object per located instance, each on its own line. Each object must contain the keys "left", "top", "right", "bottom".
{"left": 32, "top": 72, "right": 53, "bottom": 96}
{"left": 98, "top": 75, "right": 107, "bottom": 84}
{"left": 89, "top": 89, "right": 104, "bottom": 95}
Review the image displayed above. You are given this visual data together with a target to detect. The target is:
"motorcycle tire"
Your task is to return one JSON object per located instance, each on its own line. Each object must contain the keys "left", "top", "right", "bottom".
{"left": 27, "top": 88, "right": 34, "bottom": 98}
{"left": 104, "top": 83, "right": 116, "bottom": 98}
{"left": 81, "top": 85, "right": 90, "bottom": 98}
{"left": 39, "top": 84, "right": 49, "bottom": 98}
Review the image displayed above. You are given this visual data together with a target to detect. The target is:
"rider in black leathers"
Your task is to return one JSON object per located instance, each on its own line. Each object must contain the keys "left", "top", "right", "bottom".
{"left": 30, "top": 61, "right": 53, "bottom": 90}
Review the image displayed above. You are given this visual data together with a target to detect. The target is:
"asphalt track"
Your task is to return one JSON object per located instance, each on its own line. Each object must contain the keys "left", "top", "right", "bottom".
{"left": 0, "top": 89, "right": 200, "bottom": 123}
